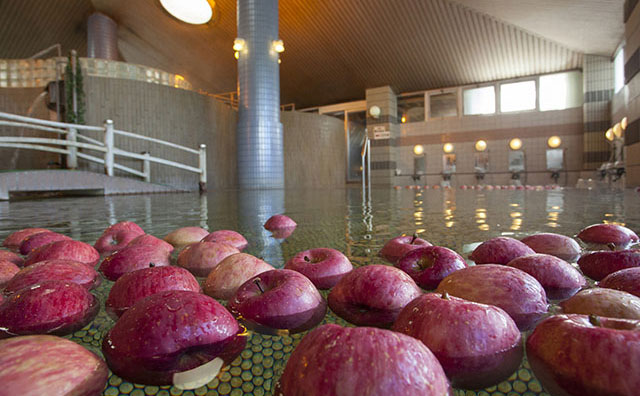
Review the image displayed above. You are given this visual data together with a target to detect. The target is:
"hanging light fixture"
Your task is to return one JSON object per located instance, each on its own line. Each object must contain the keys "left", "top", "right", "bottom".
{"left": 509, "top": 138, "right": 522, "bottom": 150}
{"left": 159, "top": 0, "right": 215, "bottom": 25}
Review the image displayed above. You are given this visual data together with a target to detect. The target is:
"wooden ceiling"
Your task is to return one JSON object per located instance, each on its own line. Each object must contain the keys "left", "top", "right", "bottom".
{"left": 0, "top": 0, "right": 625, "bottom": 108}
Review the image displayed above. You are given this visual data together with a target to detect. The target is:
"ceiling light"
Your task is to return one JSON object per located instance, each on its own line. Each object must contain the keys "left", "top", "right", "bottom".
{"left": 475, "top": 140, "right": 487, "bottom": 152}
{"left": 233, "top": 38, "right": 245, "bottom": 51}
{"left": 413, "top": 145, "right": 424, "bottom": 155}
{"left": 273, "top": 40, "right": 285, "bottom": 53}
{"left": 443, "top": 143, "right": 454, "bottom": 153}
{"left": 159, "top": 0, "right": 215, "bottom": 25}
{"left": 547, "top": 136, "right": 561, "bottom": 148}
{"left": 509, "top": 138, "right": 522, "bottom": 150}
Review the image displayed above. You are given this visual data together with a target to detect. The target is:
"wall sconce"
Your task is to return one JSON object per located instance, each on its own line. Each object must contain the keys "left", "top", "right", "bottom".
{"left": 509, "top": 138, "right": 522, "bottom": 150}
{"left": 273, "top": 39, "right": 285, "bottom": 53}
{"left": 443, "top": 143, "right": 454, "bottom": 153}
{"left": 475, "top": 140, "right": 487, "bottom": 152}
{"left": 605, "top": 128, "right": 614, "bottom": 141}
{"left": 234, "top": 51, "right": 239, "bottom": 60}
{"left": 547, "top": 136, "right": 561, "bottom": 148}
{"left": 160, "top": 0, "right": 215, "bottom": 25}
{"left": 613, "top": 123, "right": 623, "bottom": 138}
{"left": 401, "top": 116, "right": 407, "bottom": 123}
{"left": 278, "top": 58, "right": 281, "bottom": 64}
{"left": 233, "top": 38, "right": 246, "bottom": 51}
{"left": 369, "top": 105, "right": 381, "bottom": 119}
{"left": 413, "top": 144, "right": 424, "bottom": 156}
{"left": 622, "top": 117, "right": 628, "bottom": 130}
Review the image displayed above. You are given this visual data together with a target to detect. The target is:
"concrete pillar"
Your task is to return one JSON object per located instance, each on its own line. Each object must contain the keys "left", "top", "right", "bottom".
{"left": 236, "top": 0, "right": 285, "bottom": 189}
{"left": 582, "top": 55, "right": 613, "bottom": 170}
{"left": 366, "top": 86, "right": 399, "bottom": 185}
{"left": 87, "top": 13, "right": 119, "bottom": 60}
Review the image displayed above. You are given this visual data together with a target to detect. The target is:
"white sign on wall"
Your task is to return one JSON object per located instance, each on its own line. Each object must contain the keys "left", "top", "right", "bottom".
{"left": 371, "top": 125, "right": 390, "bottom": 140}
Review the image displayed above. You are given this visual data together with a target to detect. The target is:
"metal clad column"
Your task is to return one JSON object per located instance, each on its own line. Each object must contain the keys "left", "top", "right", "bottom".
{"left": 87, "top": 13, "right": 118, "bottom": 60}
{"left": 237, "top": 0, "right": 285, "bottom": 189}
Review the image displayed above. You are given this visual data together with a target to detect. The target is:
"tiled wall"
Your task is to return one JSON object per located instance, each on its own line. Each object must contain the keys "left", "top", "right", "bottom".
{"left": 582, "top": 55, "right": 614, "bottom": 169}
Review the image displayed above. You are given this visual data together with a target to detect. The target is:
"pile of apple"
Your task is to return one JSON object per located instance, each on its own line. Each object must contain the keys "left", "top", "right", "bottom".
{"left": 2, "top": 214, "right": 640, "bottom": 396}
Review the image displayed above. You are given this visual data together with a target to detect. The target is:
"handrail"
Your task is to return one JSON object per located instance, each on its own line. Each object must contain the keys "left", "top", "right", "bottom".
{"left": 113, "top": 129, "right": 199, "bottom": 154}
{"left": 0, "top": 111, "right": 104, "bottom": 132}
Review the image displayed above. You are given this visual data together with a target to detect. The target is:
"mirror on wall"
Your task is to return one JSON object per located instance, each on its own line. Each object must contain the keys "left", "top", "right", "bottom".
{"left": 508, "top": 150, "right": 525, "bottom": 173}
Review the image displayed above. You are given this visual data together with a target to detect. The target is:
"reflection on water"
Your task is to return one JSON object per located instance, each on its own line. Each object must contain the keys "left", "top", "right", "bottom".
{"left": 1, "top": 186, "right": 640, "bottom": 396}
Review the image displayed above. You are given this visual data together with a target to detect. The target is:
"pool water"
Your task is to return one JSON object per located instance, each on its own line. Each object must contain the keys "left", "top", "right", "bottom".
{"left": 1, "top": 186, "right": 638, "bottom": 396}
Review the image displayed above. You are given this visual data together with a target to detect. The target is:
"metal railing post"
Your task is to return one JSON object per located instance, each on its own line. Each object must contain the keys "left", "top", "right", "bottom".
{"left": 367, "top": 138, "right": 371, "bottom": 196}
{"left": 104, "top": 119, "right": 114, "bottom": 176}
{"left": 199, "top": 144, "right": 207, "bottom": 192}
{"left": 143, "top": 151, "right": 151, "bottom": 182}
{"left": 66, "top": 127, "right": 77, "bottom": 169}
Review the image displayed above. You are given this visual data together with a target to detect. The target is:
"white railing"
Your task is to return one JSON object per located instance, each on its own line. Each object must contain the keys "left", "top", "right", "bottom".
{"left": 0, "top": 111, "right": 207, "bottom": 190}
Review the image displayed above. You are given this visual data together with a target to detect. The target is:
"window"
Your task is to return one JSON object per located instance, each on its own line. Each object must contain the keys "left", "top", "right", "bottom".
{"left": 614, "top": 48, "right": 625, "bottom": 93}
{"left": 429, "top": 91, "right": 458, "bottom": 118}
{"left": 463, "top": 86, "right": 495, "bottom": 115}
{"left": 397, "top": 94, "right": 425, "bottom": 123}
{"left": 539, "top": 71, "right": 582, "bottom": 111}
{"left": 500, "top": 81, "right": 536, "bottom": 113}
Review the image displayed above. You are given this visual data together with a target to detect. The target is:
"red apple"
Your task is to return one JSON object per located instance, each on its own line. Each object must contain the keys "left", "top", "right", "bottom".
{"left": 102, "top": 290, "right": 247, "bottom": 386}
{"left": 228, "top": 269, "right": 327, "bottom": 334}
{"left": 559, "top": 288, "right": 640, "bottom": 320}
{"left": 328, "top": 264, "right": 422, "bottom": 327}
{"left": 526, "top": 314, "right": 640, "bottom": 396}
{"left": 201, "top": 230, "right": 248, "bottom": 251}
{"left": 23, "top": 240, "right": 100, "bottom": 268}
{"left": 599, "top": 267, "right": 640, "bottom": 297}
{"left": 436, "top": 264, "right": 548, "bottom": 330}
{"left": 203, "top": 253, "right": 274, "bottom": 300}
{"left": 4, "top": 259, "right": 100, "bottom": 294}
{"left": 521, "top": 233, "right": 582, "bottom": 262}
{"left": 577, "top": 249, "right": 640, "bottom": 280}
{"left": 507, "top": 254, "right": 587, "bottom": 300}
{"left": 127, "top": 233, "right": 174, "bottom": 252}
{"left": 0, "top": 260, "right": 20, "bottom": 288}
{"left": 93, "top": 221, "right": 145, "bottom": 254}
{"left": 0, "top": 280, "right": 98, "bottom": 338}
{"left": 177, "top": 241, "right": 239, "bottom": 277}
{"left": 106, "top": 266, "right": 200, "bottom": 318}
{"left": 275, "top": 324, "right": 452, "bottom": 396}
{"left": 2, "top": 228, "right": 50, "bottom": 252}
{"left": 0, "top": 335, "right": 108, "bottom": 396}
{"left": 0, "top": 250, "right": 23, "bottom": 266}
{"left": 163, "top": 226, "right": 209, "bottom": 248}
{"left": 394, "top": 246, "right": 467, "bottom": 289}
{"left": 98, "top": 244, "right": 171, "bottom": 281}
{"left": 284, "top": 248, "right": 353, "bottom": 289}
{"left": 577, "top": 223, "right": 639, "bottom": 248}
{"left": 470, "top": 237, "right": 535, "bottom": 265}
{"left": 269, "top": 226, "right": 296, "bottom": 239}
{"left": 264, "top": 214, "right": 296, "bottom": 230}
{"left": 392, "top": 293, "right": 522, "bottom": 389}
{"left": 379, "top": 234, "right": 432, "bottom": 263}
{"left": 18, "top": 231, "right": 71, "bottom": 255}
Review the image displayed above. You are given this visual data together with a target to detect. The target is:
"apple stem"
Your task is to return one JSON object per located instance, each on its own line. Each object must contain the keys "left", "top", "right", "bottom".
{"left": 149, "top": 262, "right": 155, "bottom": 267}
{"left": 254, "top": 279, "right": 265, "bottom": 294}
{"left": 607, "top": 243, "right": 616, "bottom": 251}
{"left": 589, "top": 314, "right": 601, "bottom": 327}
{"left": 304, "top": 256, "right": 310, "bottom": 262}
{"left": 411, "top": 232, "right": 418, "bottom": 244}
{"left": 441, "top": 291, "right": 450, "bottom": 300}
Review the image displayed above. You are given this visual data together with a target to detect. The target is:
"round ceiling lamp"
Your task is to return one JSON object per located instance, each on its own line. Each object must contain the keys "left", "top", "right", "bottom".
{"left": 160, "top": 0, "right": 215, "bottom": 25}
{"left": 413, "top": 144, "right": 424, "bottom": 155}
{"left": 509, "top": 138, "right": 522, "bottom": 150}
{"left": 475, "top": 140, "right": 487, "bottom": 152}
{"left": 443, "top": 143, "right": 454, "bottom": 153}
{"left": 547, "top": 136, "right": 561, "bottom": 148}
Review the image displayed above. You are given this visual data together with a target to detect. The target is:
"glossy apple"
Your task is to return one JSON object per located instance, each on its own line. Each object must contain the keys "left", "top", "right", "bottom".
{"left": 94, "top": 221, "right": 145, "bottom": 254}
{"left": 18, "top": 231, "right": 71, "bottom": 256}
{"left": 394, "top": 246, "right": 467, "bottom": 290}
{"left": 106, "top": 266, "right": 200, "bottom": 318}
{"left": 23, "top": 240, "right": 100, "bottom": 268}
{"left": 436, "top": 264, "right": 548, "bottom": 330}
{"left": 228, "top": 269, "right": 327, "bottom": 334}
{"left": 163, "top": 226, "right": 209, "bottom": 248}
{"left": 201, "top": 230, "right": 248, "bottom": 251}
{"left": 577, "top": 223, "right": 639, "bottom": 248}
{"left": 507, "top": 254, "right": 586, "bottom": 300}
{"left": 328, "top": 264, "right": 422, "bottom": 327}
{"left": 2, "top": 228, "right": 50, "bottom": 252}
{"left": 284, "top": 248, "right": 353, "bottom": 289}
{"left": 98, "top": 244, "right": 171, "bottom": 281}
{"left": 559, "top": 288, "right": 640, "bottom": 320}
{"left": 275, "top": 324, "right": 452, "bottom": 396}
{"left": 0, "top": 250, "right": 23, "bottom": 266}
{"left": 127, "top": 233, "right": 174, "bottom": 252}
{"left": 0, "top": 260, "right": 20, "bottom": 288}
{"left": 177, "top": 241, "right": 239, "bottom": 277}
{"left": 577, "top": 249, "right": 640, "bottom": 280}
{"left": 203, "top": 253, "right": 274, "bottom": 300}
{"left": 269, "top": 226, "right": 296, "bottom": 239}
{"left": 521, "top": 233, "right": 582, "bottom": 262}
{"left": 4, "top": 259, "right": 100, "bottom": 294}
{"left": 599, "top": 267, "right": 640, "bottom": 297}
{"left": 392, "top": 293, "right": 522, "bottom": 389}
{"left": 102, "top": 290, "right": 247, "bottom": 386}
{"left": 263, "top": 214, "right": 296, "bottom": 230}
{"left": 0, "top": 335, "right": 108, "bottom": 396}
{"left": 379, "top": 234, "right": 432, "bottom": 263}
{"left": 470, "top": 237, "right": 535, "bottom": 265}
{"left": 526, "top": 314, "right": 640, "bottom": 396}
{"left": 0, "top": 280, "right": 98, "bottom": 338}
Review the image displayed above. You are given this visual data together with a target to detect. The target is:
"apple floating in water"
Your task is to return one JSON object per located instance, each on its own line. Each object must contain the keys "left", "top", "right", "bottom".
{"left": 264, "top": 214, "right": 297, "bottom": 230}
{"left": 2, "top": 228, "right": 50, "bottom": 252}
{"left": 0, "top": 280, "right": 99, "bottom": 338}
{"left": 0, "top": 260, "right": 20, "bottom": 288}
{"left": 393, "top": 292, "right": 523, "bottom": 389}
{"left": 201, "top": 230, "right": 248, "bottom": 251}
{"left": 0, "top": 335, "right": 108, "bottom": 396}
{"left": 436, "top": 264, "right": 548, "bottom": 330}
{"left": 559, "top": 288, "right": 640, "bottom": 320}
{"left": 93, "top": 221, "right": 145, "bottom": 254}
{"left": 102, "top": 290, "right": 247, "bottom": 387}
{"left": 203, "top": 253, "right": 274, "bottom": 300}
{"left": 520, "top": 233, "right": 582, "bottom": 262}
{"left": 228, "top": 269, "right": 327, "bottom": 335}
{"left": 328, "top": 264, "right": 422, "bottom": 327}
{"left": 106, "top": 265, "right": 201, "bottom": 319}
{"left": 177, "top": 241, "right": 240, "bottom": 278}
{"left": 19, "top": 231, "right": 71, "bottom": 255}
{"left": 0, "top": 250, "right": 23, "bottom": 266}
{"left": 284, "top": 248, "right": 353, "bottom": 289}
{"left": 577, "top": 249, "right": 640, "bottom": 281}
{"left": 379, "top": 233, "right": 432, "bottom": 264}
{"left": 599, "top": 267, "right": 640, "bottom": 297}
{"left": 526, "top": 314, "right": 640, "bottom": 396}
{"left": 98, "top": 243, "right": 171, "bottom": 281}
{"left": 163, "top": 226, "right": 209, "bottom": 248}
{"left": 394, "top": 245, "right": 467, "bottom": 290}
{"left": 470, "top": 236, "right": 535, "bottom": 265}
{"left": 4, "top": 259, "right": 100, "bottom": 294}
{"left": 577, "top": 223, "right": 639, "bottom": 249}
{"left": 275, "top": 323, "right": 452, "bottom": 396}
{"left": 507, "top": 253, "right": 586, "bottom": 300}
{"left": 23, "top": 240, "right": 100, "bottom": 268}
{"left": 127, "top": 233, "right": 174, "bottom": 251}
